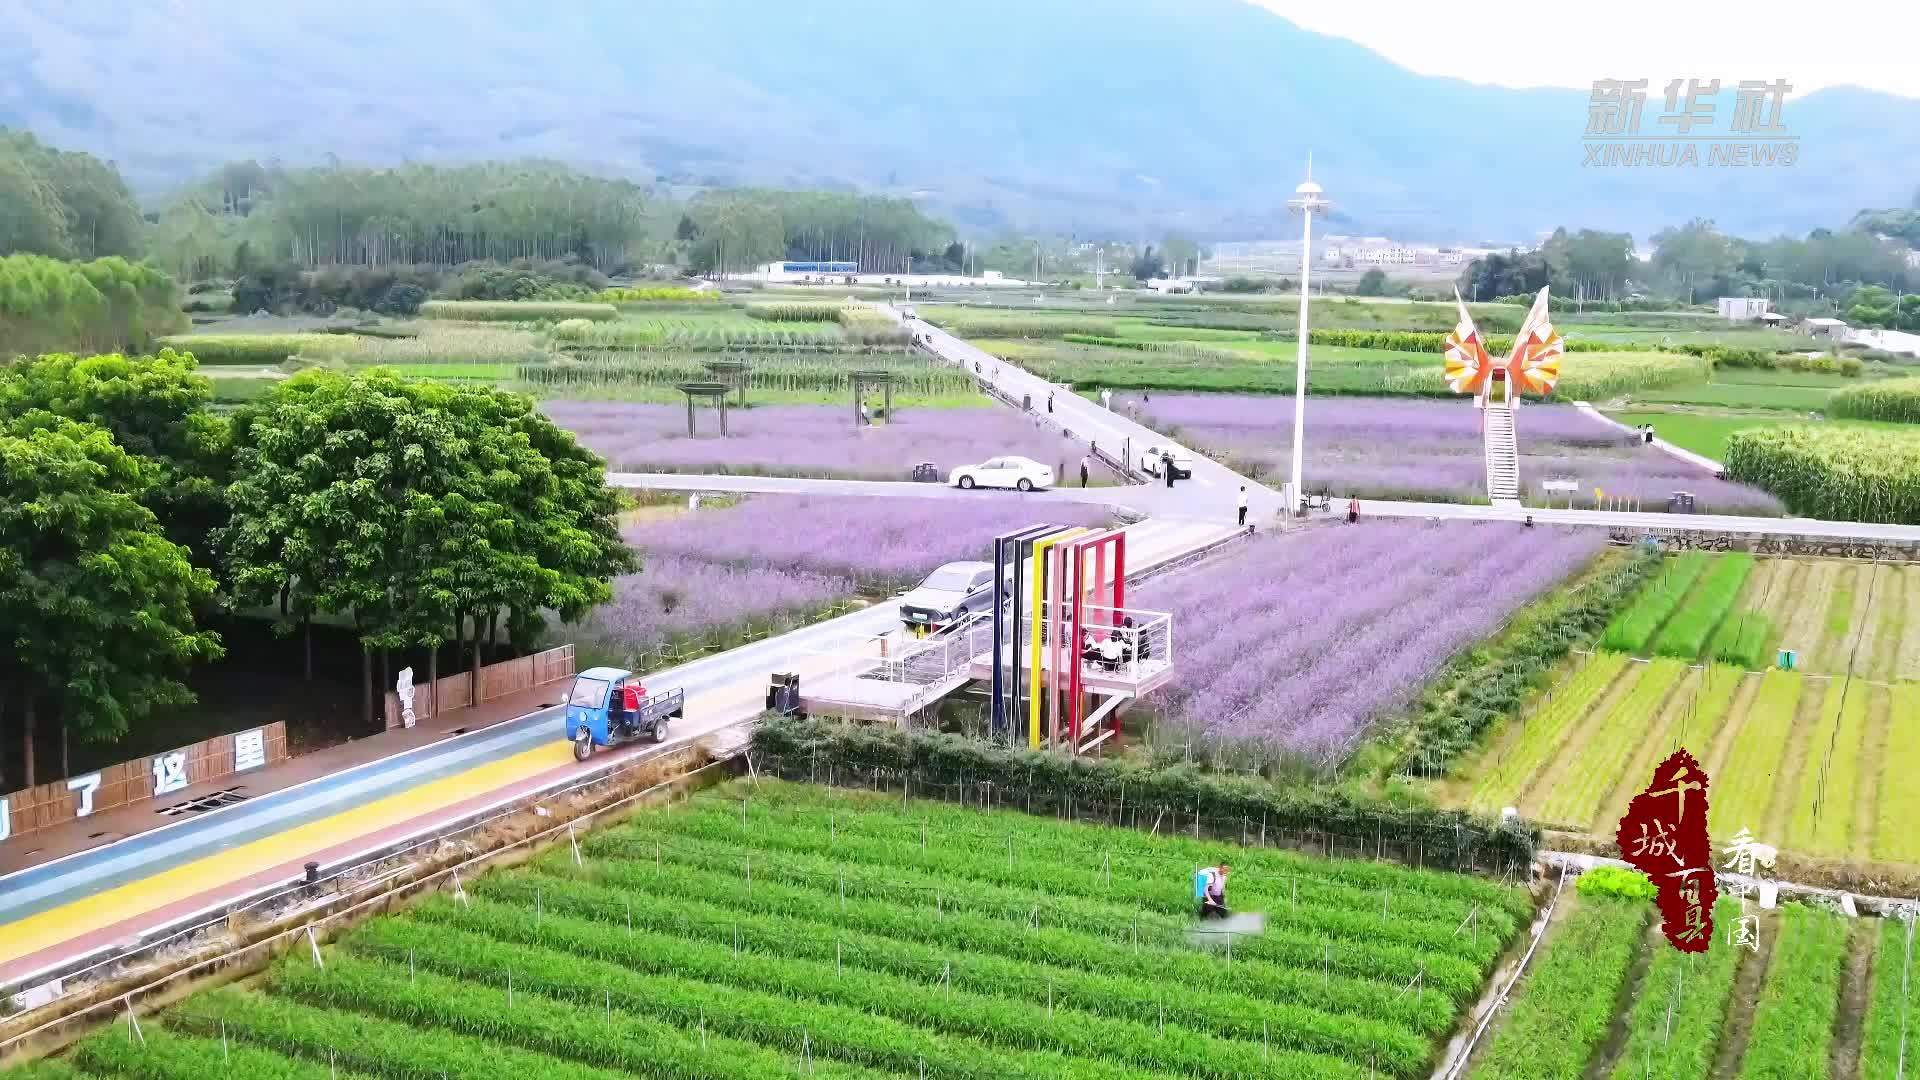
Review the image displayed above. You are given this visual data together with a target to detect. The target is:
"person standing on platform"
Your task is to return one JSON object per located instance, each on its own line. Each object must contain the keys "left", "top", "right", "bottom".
{"left": 1080, "top": 455, "right": 1091, "bottom": 488}
{"left": 1347, "top": 496, "right": 1360, "bottom": 524}
{"left": 1236, "top": 486, "right": 1249, "bottom": 527}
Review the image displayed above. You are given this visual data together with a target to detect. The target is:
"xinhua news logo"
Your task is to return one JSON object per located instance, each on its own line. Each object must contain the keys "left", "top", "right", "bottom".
{"left": 1584, "top": 78, "right": 1797, "bottom": 167}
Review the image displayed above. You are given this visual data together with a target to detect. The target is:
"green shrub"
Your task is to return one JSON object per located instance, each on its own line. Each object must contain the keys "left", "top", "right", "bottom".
{"left": 1708, "top": 610, "right": 1775, "bottom": 668}
{"left": 1726, "top": 425, "right": 1920, "bottom": 524}
{"left": 754, "top": 715, "right": 1540, "bottom": 870}
{"left": 1828, "top": 375, "right": 1920, "bottom": 423}
{"left": 1649, "top": 554, "right": 1754, "bottom": 659}
{"left": 1574, "top": 865, "right": 1657, "bottom": 901}
{"left": 158, "top": 332, "right": 353, "bottom": 365}
{"left": 418, "top": 300, "right": 618, "bottom": 322}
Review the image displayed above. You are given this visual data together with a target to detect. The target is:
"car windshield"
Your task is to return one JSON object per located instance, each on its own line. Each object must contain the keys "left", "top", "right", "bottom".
{"left": 568, "top": 677, "right": 609, "bottom": 708}
{"left": 923, "top": 567, "right": 976, "bottom": 592}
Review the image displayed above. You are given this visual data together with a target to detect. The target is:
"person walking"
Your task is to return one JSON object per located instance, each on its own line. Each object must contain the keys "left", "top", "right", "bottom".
{"left": 1162, "top": 451, "right": 1177, "bottom": 489}
{"left": 1079, "top": 455, "right": 1091, "bottom": 488}
{"left": 1046, "top": 391, "right": 1055, "bottom": 414}
{"left": 1346, "top": 496, "right": 1360, "bottom": 524}
{"left": 1101, "top": 388, "right": 1113, "bottom": 411}
{"left": 1236, "top": 485, "right": 1249, "bottom": 527}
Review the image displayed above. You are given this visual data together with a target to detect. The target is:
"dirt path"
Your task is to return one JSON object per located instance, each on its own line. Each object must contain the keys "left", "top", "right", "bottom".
{"left": 1864, "top": 566, "right": 1906, "bottom": 683}
{"left": 1837, "top": 564, "right": 1885, "bottom": 679}
{"left": 1703, "top": 672, "right": 1764, "bottom": 781}
{"left": 1761, "top": 676, "right": 1828, "bottom": 843}
{"left": 1830, "top": 918, "right": 1878, "bottom": 1080}
{"left": 1711, "top": 909, "right": 1779, "bottom": 1078}
{"left": 1779, "top": 560, "right": 1834, "bottom": 667}
{"left": 1516, "top": 661, "right": 1647, "bottom": 819}
{"left": 1854, "top": 684, "right": 1892, "bottom": 862}
{"left": 1588, "top": 918, "right": 1662, "bottom": 1079}
{"left": 1896, "top": 565, "right": 1920, "bottom": 680}
{"left": 1599, "top": 667, "right": 1702, "bottom": 830}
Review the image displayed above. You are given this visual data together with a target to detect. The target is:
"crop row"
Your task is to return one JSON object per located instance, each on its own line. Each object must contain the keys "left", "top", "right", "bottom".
{"left": 1708, "top": 607, "right": 1775, "bottom": 668}
{"left": 290, "top": 945, "right": 1225, "bottom": 1080}
{"left": 157, "top": 332, "right": 354, "bottom": 365}
{"left": 595, "top": 286, "right": 721, "bottom": 303}
{"left": 1665, "top": 663, "right": 1748, "bottom": 760}
{"left": 709, "top": 781, "right": 1526, "bottom": 915}
{"left": 1785, "top": 681, "right": 1868, "bottom": 856}
{"left": 522, "top": 353, "right": 971, "bottom": 396}
{"left": 1872, "top": 684, "right": 1920, "bottom": 863}
{"left": 1538, "top": 658, "right": 1687, "bottom": 828}
{"left": 1827, "top": 375, "right": 1920, "bottom": 423}
{"left": 419, "top": 299, "right": 619, "bottom": 321}
{"left": 1602, "top": 552, "right": 1711, "bottom": 653}
{"left": 1471, "top": 895, "right": 1648, "bottom": 1079}
{"left": 1736, "top": 904, "right": 1848, "bottom": 1079}
{"left": 1608, "top": 898, "right": 1746, "bottom": 1079}
{"left": 174, "top": 975, "right": 874, "bottom": 1080}
{"left": 622, "top": 800, "right": 1505, "bottom": 947}
{"left": 1860, "top": 914, "right": 1919, "bottom": 1078}
{"left": 346, "top": 903, "right": 1399, "bottom": 1078}
{"left": 475, "top": 866, "right": 1454, "bottom": 1038}
{"left": 555, "top": 848, "right": 1488, "bottom": 1000}
{"left": 1469, "top": 652, "right": 1630, "bottom": 811}
{"left": 1650, "top": 554, "right": 1754, "bottom": 659}
{"left": 73, "top": 1023, "right": 375, "bottom": 1080}
{"left": 1709, "top": 669, "right": 1807, "bottom": 839}
{"left": 1726, "top": 425, "right": 1920, "bottom": 525}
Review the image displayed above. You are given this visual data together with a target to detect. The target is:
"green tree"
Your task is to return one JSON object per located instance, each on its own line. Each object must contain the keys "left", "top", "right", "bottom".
{"left": 1651, "top": 218, "right": 1737, "bottom": 302}
{"left": 0, "top": 418, "right": 220, "bottom": 786}
{"left": 1355, "top": 268, "right": 1387, "bottom": 296}
{"left": 1130, "top": 245, "right": 1164, "bottom": 281}
{"left": 1161, "top": 232, "right": 1198, "bottom": 277}
{"left": 0, "top": 129, "right": 144, "bottom": 260}
{"left": 221, "top": 371, "right": 631, "bottom": 720}
{"left": 0, "top": 349, "right": 229, "bottom": 570}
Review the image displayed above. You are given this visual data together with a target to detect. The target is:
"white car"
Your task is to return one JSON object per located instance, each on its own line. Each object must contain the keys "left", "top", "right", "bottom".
{"left": 949, "top": 455, "right": 1054, "bottom": 491}
{"left": 1138, "top": 445, "right": 1195, "bottom": 480}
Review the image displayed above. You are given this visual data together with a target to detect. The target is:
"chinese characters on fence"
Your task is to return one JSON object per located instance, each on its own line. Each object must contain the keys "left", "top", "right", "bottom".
{"left": 1721, "top": 827, "right": 1777, "bottom": 953}
{"left": 1585, "top": 78, "right": 1796, "bottom": 167}
{"left": 1617, "top": 749, "right": 1717, "bottom": 952}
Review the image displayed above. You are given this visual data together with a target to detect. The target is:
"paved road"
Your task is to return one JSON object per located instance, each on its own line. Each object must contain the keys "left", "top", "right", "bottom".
{"left": 608, "top": 471, "right": 1141, "bottom": 511}
{"left": 0, "top": 516, "right": 1239, "bottom": 984}
{"left": 892, "top": 303, "right": 1920, "bottom": 544}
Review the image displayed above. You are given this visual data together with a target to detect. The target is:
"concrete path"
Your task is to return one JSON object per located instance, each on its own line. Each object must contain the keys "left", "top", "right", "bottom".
{"left": 1573, "top": 401, "right": 1727, "bottom": 472}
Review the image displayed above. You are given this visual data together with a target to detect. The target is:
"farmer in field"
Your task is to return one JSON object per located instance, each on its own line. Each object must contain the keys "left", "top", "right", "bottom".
{"left": 1194, "top": 861, "right": 1230, "bottom": 919}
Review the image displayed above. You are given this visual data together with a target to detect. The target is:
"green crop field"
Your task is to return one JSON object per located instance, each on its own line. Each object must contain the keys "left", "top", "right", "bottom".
{"left": 14, "top": 780, "right": 1535, "bottom": 1079}
{"left": 1468, "top": 894, "right": 1871, "bottom": 1079}
{"left": 1453, "top": 554, "right": 1920, "bottom": 863}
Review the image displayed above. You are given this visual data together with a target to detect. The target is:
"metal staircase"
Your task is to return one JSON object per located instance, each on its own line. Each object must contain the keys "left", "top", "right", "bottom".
{"left": 1483, "top": 402, "right": 1521, "bottom": 507}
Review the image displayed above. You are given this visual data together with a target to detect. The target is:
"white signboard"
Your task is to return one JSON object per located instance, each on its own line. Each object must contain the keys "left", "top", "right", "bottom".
{"left": 66, "top": 773, "right": 101, "bottom": 818}
{"left": 0, "top": 797, "right": 10, "bottom": 842}
{"left": 1541, "top": 480, "right": 1580, "bottom": 493}
{"left": 233, "top": 728, "right": 266, "bottom": 772}
{"left": 152, "top": 751, "right": 189, "bottom": 796}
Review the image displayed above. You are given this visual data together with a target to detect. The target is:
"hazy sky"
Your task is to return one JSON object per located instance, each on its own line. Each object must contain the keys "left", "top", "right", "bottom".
{"left": 1252, "top": 0, "right": 1920, "bottom": 99}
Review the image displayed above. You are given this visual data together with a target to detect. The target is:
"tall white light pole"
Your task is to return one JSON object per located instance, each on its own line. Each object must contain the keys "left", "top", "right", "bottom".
{"left": 1286, "top": 156, "right": 1331, "bottom": 509}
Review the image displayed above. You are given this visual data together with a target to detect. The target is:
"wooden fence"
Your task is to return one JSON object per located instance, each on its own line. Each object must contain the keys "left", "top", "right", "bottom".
{"left": 0, "top": 723, "right": 289, "bottom": 841}
{"left": 383, "top": 644, "right": 577, "bottom": 729}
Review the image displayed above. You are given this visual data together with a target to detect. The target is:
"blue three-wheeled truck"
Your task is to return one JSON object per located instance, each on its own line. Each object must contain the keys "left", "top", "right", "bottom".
{"left": 562, "top": 666, "right": 686, "bottom": 761}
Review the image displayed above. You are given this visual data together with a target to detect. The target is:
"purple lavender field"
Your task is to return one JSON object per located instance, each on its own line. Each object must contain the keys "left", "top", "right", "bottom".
{"left": 1135, "top": 520, "right": 1607, "bottom": 759}
{"left": 571, "top": 495, "right": 1109, "bottom": 670}
{"left": 1127, "top": 393, "right": 1783, "bottom": 514}
{"left": 544, "top": 400, "right": 1083, "bottom": 482}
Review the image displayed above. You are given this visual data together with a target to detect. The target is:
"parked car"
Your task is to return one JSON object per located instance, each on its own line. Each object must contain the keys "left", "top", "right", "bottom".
{"left": 949, "top": 455, "right": 1053, "bottom": 491}
{"left": 898, "top": 561, "right": 998, "bottom": 629}
{"left": 1138, "top": 445, "right": 1195, "bottom": 480}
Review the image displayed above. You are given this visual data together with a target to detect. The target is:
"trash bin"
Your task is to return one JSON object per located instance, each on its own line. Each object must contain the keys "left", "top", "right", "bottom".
{"left": 910, "top": 462, "right": 939, "bottom": 483}
{"left": 1667, "top": 491, "right": 1696, "bottom": 514}
{"left": 1777, "top": 649, "right": 1796, "bottom": 671}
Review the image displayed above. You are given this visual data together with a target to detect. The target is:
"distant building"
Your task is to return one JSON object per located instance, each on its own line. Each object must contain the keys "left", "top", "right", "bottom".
{"left": 1146, "top": 277, "right": 1196, "bottom": 294}
{"left": 1716, "top": 297, "right": 1772, "bottom": 321}
{"left": 1906, "top": 250, "right": 1920, "bottom": 270}
{"left": 1801, "top": 316, "right": 1848, "bottom": 339}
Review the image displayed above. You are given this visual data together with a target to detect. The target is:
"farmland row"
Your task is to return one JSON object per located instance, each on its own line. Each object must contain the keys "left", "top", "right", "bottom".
{"left": 1536, "top": 657, "right": 1689, "bottom": 827}
{"left": 1469, "top": 897, "right": 1905, "bottom": 1079}
{"left": 1601, "top": 552, "right": 1710, "bottom": 653}
{"left": 1468, "top": 652, "right": 1630, "bottom": 812}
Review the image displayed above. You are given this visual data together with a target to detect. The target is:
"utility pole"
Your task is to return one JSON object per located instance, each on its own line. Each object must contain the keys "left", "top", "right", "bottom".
{"left": 1286, "top": 155, "right": 1330, "bottom": 512}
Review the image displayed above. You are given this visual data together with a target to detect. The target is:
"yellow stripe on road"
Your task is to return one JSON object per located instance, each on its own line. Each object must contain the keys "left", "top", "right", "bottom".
{"left": 0, "top": 741, "right": 574, "bottom": 969}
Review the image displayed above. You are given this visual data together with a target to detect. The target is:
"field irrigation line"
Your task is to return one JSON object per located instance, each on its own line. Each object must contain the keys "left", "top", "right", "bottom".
{"left": 0, "top": 752, "right": 740, "bottom": 1056}
{"left": 1439, "top": 863, "right": 1569, "bottom": 1080}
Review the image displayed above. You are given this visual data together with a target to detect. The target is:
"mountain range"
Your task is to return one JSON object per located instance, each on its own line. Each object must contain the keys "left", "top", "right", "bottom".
{"left": 2, "top": 0, "right": 1914, "bottom": 242}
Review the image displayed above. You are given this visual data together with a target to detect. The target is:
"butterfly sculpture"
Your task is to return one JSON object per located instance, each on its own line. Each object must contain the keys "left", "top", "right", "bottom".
{"left": 1443, "top": 286, "right": 1565, "bottom": 406}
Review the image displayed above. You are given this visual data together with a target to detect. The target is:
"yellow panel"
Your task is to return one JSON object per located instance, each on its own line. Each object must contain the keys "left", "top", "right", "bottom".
{"left": 1028, "top": 528, "right": 1089, "bottom": 748}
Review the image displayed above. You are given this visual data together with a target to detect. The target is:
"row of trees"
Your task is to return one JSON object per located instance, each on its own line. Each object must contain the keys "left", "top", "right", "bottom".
{"left": 0, "top": 129, "right": 146, "bottom": 263}
{"left": 1456, "top": 227, "right": 1635, "bottom": 303}
{"left": 0, "top": 353, "right": 631, "bottom": 789}
{"left": 148, "top": 161, "right": 671, "bottom": 279}
{"left": 0, "top": 254, "right": 186, "bottom": 357}
{"left": 678, "top": 190, "right": 956, "bottom": 276}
